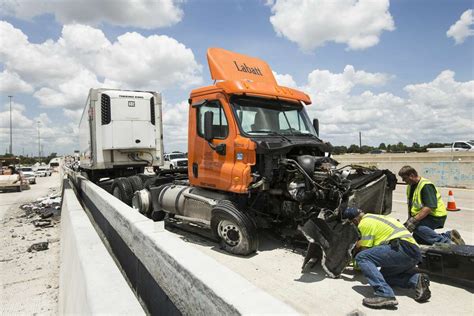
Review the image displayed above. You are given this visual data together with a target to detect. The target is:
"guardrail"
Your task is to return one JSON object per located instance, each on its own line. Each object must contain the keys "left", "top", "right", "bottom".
{"left": 64, "top": 169, "right": 298, "bottom": 315}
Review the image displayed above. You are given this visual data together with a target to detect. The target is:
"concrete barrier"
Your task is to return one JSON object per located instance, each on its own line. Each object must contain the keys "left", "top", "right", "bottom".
{"left": 334, "top": 152, "right": 474, "bottom": 188}
{"left": 66, "top": 172, "right": 298, "bottom": 315}
{"left": 59, "top": 180, "right": 144, "bottom": 315}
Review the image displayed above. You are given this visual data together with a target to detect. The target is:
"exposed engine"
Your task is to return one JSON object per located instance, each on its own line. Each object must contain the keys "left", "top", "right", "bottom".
{"left": 246, "top": 152, "right": 396, "bottom": 233}
{"left": 241, "top": 150, "right": 396, "bottom": 277}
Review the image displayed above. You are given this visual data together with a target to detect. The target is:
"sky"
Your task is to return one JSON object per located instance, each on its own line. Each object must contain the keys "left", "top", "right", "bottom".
{"left": 0, "top": 0, "right": 473, "bottom": 156}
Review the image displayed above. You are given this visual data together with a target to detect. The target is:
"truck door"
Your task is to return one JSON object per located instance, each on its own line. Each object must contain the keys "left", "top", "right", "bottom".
{"left": 189, "top": 96, "right": 235, "bottom": 191}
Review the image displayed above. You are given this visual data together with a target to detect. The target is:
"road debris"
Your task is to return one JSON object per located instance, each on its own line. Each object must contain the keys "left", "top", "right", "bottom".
{"left": 20, "top": 191, "right": 62, "bottom": 229}
{"left": 27, "top": 241, "right": 49, "bottom": 252}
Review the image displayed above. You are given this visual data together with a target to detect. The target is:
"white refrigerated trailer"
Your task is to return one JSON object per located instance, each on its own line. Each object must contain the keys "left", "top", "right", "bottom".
{"left": 79, "top": 88, "right": 164, "bottom": 181}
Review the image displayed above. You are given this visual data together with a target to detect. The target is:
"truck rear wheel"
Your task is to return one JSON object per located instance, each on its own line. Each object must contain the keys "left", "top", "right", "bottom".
{"left": 210, "top": 201, "right": 258, "bottom": 256}
{"left": 111, "top": 177, "right": 133, "bottom": 206}
{"left": 128, "top": 175, "right": 144, "bottom": 192}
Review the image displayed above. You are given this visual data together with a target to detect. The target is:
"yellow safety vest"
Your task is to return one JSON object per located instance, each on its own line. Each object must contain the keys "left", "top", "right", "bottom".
{"left": 406, "top": 177, "right": 447, "bottom": 217}
{"left": 358, "top": 214, "right": 418, "bottom": 248}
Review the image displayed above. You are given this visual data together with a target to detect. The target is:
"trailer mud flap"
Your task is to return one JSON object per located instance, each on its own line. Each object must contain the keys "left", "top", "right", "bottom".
{"left": 299, "top": 218, "right": 358, "bottom": 278}
{"left": 418, "top": 244, "right": 474, "bottom": 286}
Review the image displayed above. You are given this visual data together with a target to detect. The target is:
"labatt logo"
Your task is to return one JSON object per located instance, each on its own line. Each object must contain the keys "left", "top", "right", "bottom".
{"left": 233, "top": 61, "right": 263, "bottom": 76}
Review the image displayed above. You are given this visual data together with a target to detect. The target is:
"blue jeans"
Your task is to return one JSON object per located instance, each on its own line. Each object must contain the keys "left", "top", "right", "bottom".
{"left": 355, "top": 242, "right": 421, "bottom": 298}
{"left": 414, "top": 215, "right": 451, "bottom": 245}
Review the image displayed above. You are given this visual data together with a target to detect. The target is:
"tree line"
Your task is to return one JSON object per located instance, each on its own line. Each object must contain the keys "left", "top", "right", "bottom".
{"left": 0, "top": 153, "right": 58, "bottom": 165}
{"left": 332, "top": 142, "right": 452, "bottom": 155}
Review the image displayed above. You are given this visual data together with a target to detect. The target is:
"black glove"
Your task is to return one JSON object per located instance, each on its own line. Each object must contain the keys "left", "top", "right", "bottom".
{"left": 404, "top": 217, "right": 418, "bottom": 233}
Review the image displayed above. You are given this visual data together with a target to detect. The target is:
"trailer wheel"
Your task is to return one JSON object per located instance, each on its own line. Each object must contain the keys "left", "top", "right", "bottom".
{"left": 211, "top": 201, "right": 258, "bottom": 256}
{"left": 111, "top": 177, "right": 133, "bottom": 206}
{"left": 128, "top": 175, "right": 144, "bottom": 192}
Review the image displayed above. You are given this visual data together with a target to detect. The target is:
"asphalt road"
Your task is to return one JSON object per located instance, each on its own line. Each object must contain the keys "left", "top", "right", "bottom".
{"left": 0, "top": 174, "right": 60, "bottom": 221}
{"left": 0, "top": 173, "right": 61, "bottom": 315}
{"left": 168, "top": 184, "right": 474, "bottom": 315}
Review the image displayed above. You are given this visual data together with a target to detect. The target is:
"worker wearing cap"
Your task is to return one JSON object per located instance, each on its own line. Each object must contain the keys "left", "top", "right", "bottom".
{"left": 398, "top": 166, "right": 464, "bottom": 245}
{"left": 343, "top": 207, "right": 430, "bottom": 309}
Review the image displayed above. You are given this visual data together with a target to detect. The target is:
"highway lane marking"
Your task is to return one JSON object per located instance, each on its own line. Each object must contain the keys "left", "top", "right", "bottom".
{"left": 393, "top": 199, "right": 474, "bottom": 211}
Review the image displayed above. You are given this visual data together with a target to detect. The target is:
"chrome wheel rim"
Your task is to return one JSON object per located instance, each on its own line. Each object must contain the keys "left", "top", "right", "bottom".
{"left": 218, "top": 220, "right": 240, "bottom": 246}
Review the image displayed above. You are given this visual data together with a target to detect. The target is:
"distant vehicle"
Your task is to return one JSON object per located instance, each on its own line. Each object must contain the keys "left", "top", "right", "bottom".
{"left": 35, "top": 166, "right": 52, "bottom": 177}
{"left": 49, "top": 157, "right": 61, "bottom": 171}
{"left": 0, "top": 166, "right": 28, "bottom": 192}
{"left": 19, "top": 167, "right": 36, "bottom": 184}
{"left": 427, "top": 141, "right": 473, "bottom": 153}
{"left": 163, "top": 152, "right": 188, "bottom": 170}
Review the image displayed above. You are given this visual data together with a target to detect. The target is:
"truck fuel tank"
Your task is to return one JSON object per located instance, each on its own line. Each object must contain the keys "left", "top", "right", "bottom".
{"left": 140, "top": 184, "right": 230, "bottom": 225}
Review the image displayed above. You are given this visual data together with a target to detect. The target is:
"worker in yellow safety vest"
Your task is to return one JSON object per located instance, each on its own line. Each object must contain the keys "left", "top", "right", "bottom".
{"left": 343, "top": 207, "right": 430, "bottom": 309}
{"left": 398, "top": 166, "right": 464, "bottom": 245}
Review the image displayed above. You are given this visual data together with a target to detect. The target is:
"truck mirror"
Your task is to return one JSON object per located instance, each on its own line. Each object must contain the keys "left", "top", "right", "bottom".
{"left": 313, "top": 118, "right": 319, "bottom": 136}
{"left": 204, "top": 111, "right": 214, "bottom": 141}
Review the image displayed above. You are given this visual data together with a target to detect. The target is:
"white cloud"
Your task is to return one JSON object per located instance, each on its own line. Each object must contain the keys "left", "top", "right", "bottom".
{"left": 0, "top": 0, "right": 184, "bottom": 29}
{"left": 279, "top": 67, "right": 473, "bottom": 146}
{"left": 162, "top": 100, "right": 189, "bottom": 151}
{"left": 273, "top": 71, "right": 297, "bottom": 87}
{"left": 0, "top": 70, "right": 34, "bottom": 93}
{"left": 0, "top": 22, "right": 202, "bottom": 110}
{"left": 447, "top": 9, "right": 474, "bottom": 44}
{"left": 2, "top": 101, "right": 25, "bottom": 112}
{"left": 0, "top": 103, "right": 80, "bottom": 156}
{"left": 63, "top": 109, "right": 84, "bottom": 125}
{"left": 268, "top": 0, "right": 395, "bottom": 51}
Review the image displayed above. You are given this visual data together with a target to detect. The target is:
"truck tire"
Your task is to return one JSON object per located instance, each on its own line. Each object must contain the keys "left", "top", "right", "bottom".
{"left": 150, "top": 209, "right": 167, "bottom": 221}
{"left": 210, "top": 201, "right": 258, "bottom": 256}
{"left": 111, "top": 177, "right": 133, "bottom": 206}
{"left": 128, "top": 175, "right": 144, "bottom": 192}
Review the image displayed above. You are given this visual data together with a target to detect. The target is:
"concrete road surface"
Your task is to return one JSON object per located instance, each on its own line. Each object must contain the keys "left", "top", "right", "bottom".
{"left": 169, "top": 184, "right": 474, "bottom": 315}
{"left": 1, "top": 173, "right": 61, "bottom": 315}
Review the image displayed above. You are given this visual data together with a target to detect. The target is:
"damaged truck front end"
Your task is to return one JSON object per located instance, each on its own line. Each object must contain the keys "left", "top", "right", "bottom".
{"left": 243, "top": 131, "right": 397, "bottom": 277}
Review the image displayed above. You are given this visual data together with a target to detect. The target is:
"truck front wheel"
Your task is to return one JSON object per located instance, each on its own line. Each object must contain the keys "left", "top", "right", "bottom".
{"left": 210, "top": 201, "right": 258, "bottom": 256}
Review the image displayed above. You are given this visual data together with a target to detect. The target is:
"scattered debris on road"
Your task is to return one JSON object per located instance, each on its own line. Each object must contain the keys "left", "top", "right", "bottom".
{"left": 27, "top": 242, "right": 49, "bottom": 252}
{"left": 21, "top": 192, "right": 62, "bottom": 228}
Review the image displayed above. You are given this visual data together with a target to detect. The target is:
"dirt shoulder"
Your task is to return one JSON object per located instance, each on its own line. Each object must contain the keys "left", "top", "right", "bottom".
{"left": 1, "top": 174, "right": 61, "bottom": 315}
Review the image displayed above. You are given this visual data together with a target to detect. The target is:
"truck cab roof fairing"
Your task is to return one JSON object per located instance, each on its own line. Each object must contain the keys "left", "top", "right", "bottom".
{"left": 207, "top": 47, "right": 277, "bottom": 85}
{"left": 204, "top": 48, "right": 312, "bottom": 105}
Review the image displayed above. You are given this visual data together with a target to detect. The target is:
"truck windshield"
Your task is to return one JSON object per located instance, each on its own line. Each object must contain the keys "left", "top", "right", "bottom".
{"left": 231, "top": 97, "right": 317, "bottom": 137}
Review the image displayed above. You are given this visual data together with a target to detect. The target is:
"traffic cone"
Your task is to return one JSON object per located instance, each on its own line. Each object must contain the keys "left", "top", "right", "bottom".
{"left": 446, "top": 190, "right": 460, "bottom": 211}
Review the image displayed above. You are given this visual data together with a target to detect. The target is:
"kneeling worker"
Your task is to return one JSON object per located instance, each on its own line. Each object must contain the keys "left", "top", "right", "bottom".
{"left": 343, "top": 207, "right": 430, "bottom": 309}
{"left": 398, "top": 165, "right": 464, "bottom": 245}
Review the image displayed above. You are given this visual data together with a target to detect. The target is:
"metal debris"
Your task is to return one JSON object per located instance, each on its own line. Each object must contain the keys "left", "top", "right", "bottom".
{"left": 20, "top": 193, "right": 62, "bottom": 230}
{"left": 27, "top": 242, "right": 49, "bottom": 252}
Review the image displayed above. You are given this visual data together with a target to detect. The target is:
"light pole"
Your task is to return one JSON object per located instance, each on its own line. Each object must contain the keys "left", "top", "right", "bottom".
{"left": 8, "top": 95, "right": 13, "bottom": 155}
{"left": 37, "top": 121, "right": 41, "bottom": 163}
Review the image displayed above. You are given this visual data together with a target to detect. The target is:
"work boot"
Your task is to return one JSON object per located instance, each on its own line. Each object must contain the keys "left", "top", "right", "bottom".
{"left": 415, "top": 273, "right": 431, "bottom": 302}
{"left": 362, "top": 296, "right": 398, "bottom": 309}
{"left": 450, "top": 229, "right": 465, "bottom": 245}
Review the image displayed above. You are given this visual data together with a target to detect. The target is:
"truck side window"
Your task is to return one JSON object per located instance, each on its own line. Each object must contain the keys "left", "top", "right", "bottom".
{"left": 197, "top": 101, "right": 229, "bottom": 139}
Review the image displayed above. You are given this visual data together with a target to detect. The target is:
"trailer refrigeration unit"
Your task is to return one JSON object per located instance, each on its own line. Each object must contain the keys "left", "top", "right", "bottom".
{"left": 79, "top": 88, "right": 164, "bottom": 182}
{"left": 88, "top": 49, "right": 397, "bottom": 277}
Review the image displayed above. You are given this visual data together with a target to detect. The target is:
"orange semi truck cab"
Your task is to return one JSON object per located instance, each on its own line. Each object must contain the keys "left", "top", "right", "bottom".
{"left": 132, "top": 48, "right": 396, "bottom": 277}
{"left": 188, "top": 48, "right": 327, "bottom": 193}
